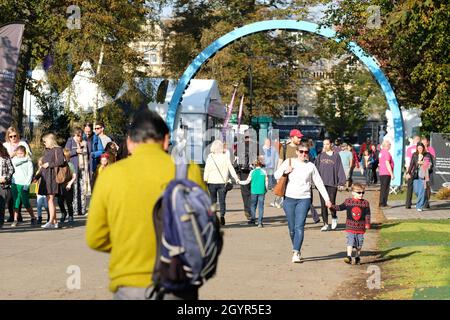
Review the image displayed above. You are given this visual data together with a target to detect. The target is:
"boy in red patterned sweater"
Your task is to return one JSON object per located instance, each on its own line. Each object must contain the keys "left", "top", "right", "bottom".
{"left": 332, "top": 183, "right": 371, "bottom": 265}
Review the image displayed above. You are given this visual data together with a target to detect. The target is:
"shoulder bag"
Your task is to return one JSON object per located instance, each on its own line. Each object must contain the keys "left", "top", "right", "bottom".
{"left": 211, "top": 155, "right": 233, "bottom": 192}
{"left": 273, "top": 158, "right": 291, "bottom": 197}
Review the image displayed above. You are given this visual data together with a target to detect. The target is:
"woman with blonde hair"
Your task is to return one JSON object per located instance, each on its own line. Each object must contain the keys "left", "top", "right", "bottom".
{"left": 39, "top": 133, "right": 65, "bottom": 229}
{"left": 204, "top": 139, "right": 240, "bottom": 225}
{"left": 3, "top": 127, "right": 32, "bottom": 159}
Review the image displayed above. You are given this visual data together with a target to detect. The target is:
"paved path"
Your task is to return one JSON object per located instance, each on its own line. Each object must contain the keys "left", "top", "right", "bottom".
{"left": 381, "top": 200, "right": 450, "bottom": 220}
{"left": 0, "top": 181, "right": 383, "bottom": 300}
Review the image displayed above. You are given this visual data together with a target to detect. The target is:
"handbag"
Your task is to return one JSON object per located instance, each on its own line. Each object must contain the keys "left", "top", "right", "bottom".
{"left": 54, "top": 148, "right": 71, "bottom": 184}
{"left": 211, "top": 155, "right": 234, "bottom": 192}
{"left": 273, "top": 158, "right": 291, "bottom": 197}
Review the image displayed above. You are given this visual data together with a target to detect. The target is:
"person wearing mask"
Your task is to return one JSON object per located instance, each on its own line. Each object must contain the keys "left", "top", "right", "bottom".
{"left": 378, "top": 140, "right": 395, "bottom": 208}
{"left": 275, "top": 142, "right": 332, "bottom": 263}
{"left": 315, "top": 138, "right": 347, "bottom": 231}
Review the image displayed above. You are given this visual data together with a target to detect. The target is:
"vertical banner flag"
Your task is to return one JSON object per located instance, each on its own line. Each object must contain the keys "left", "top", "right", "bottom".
{"left": 430, "top": 133, "right": 450, "bottom": 191}
{"left": 0, "top": 22, "right": 25, "bottom": 140}
{"left": 222, "top": 85, "right": 238, "bottom": 140}
{"left": 237, "top": 95, "right": 244, "bottom": 130}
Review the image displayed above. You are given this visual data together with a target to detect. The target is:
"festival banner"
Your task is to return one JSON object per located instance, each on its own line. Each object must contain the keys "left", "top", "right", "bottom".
{"left": 0, "top": 22, "right": 25, "bottom": 140}
{"left": 430, "top": 133, "right": 450, "bottom": 191}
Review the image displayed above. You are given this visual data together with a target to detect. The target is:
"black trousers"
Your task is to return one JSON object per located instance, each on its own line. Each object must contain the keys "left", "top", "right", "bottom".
{"left": 239, "top": 172, "right": 251, "bottom": 215}
{"left": 424, "top": 180, "right": 431, "bottom": 208}
{"left": 319, "top": 185, "right": 337, "bottom": 225}
{"left": 0, "top": 188, "right": 11, "bottom": 227}
{"left": 208, "top": 184, "right": 226, "bottom": 217}
{"left": 405, "top": 177, "right": 414, "bottom": 208}
{"left": 372, "top": 165, "right": 378, "bottom": 184}
{"left": 379, "top": 175, "right": 391, "bottom": 206}
{"left": 58, "top": 188, "right": 74, "bottom": 218}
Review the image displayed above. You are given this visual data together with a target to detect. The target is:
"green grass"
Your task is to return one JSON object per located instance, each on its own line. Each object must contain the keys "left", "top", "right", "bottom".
{"left": 388, "top": 190, "right": 438, "bottom": 202}
{"left": 377, "top": 220, "right": 450, "bottom": 300}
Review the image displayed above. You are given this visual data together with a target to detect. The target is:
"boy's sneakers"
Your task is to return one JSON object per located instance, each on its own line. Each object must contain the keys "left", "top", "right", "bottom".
{"left": 344, "top": 256, "right": 352, "bottom": 264}
{"left": 417, "top": 208, "right": 423, "bottom": 212}
{"left": 331, "top": 218, "right": 338, "bottom": 230}
{"left": 321, "top": 224, "right": 330, "bottom": 231}
{"left": 292, "top": 251, "right": 302, "bottom": 263}
{"left": 355, "top": 257, "right": 361, "bottom": 265}
{"left": 257, "top": 223, "right": 263, "bottom": 228}
{"left": 11, "top": 220, "right": 18, "bottom": 227}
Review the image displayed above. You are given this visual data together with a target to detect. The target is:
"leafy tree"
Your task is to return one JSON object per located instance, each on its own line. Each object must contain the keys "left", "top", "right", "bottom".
{"left": 0, "top": 0, "right": 167, "bottom": 134}
{"left": 322, "top": 0, "right": 450, "bottom": 134}
{"left": 163, "top": 0, "right": 330, "bottom": 122}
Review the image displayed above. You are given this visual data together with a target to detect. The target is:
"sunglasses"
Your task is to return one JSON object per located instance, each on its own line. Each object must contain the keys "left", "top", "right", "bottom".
{"left": 94, "top": 127, "right": 102, "bottom": 130}
{"left": 354, "top": 191, "right": 365, "bottom": 195}
{"left": 297, "top": 150, "right": 309, "bottom": 154}
{"left": 9, "top": 135, "right": 17, "bottom": 138}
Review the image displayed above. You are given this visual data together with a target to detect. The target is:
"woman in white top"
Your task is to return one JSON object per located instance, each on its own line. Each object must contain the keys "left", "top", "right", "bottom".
{"left": 274, "top": 142, "right": 332, "bottom": 263}
{"left": 3, "top": 127, "right": 32, "bottom": 159}
{"left": 204, "top": 139, "right": 240, "bottom": 226}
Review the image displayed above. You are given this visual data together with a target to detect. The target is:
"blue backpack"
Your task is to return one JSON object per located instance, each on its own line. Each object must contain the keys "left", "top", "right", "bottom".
{"left": 150, "top": 161, "right": 223, "bottom": 298}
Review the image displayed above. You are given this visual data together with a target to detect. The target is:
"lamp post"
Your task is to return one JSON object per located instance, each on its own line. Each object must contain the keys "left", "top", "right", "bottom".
{"left": 249, "top": 62, "right": 253, "bottom": 120}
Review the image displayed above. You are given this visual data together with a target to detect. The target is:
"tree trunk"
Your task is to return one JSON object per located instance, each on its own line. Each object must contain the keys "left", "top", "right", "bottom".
{"left": 11, "top": 39, "right": 32, "bottom": 135}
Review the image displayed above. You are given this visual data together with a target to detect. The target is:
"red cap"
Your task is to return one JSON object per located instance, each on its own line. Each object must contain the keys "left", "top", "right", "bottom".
{"left": 289, "top": 129, "right": 303, "bottom": 138}
{"left": 100, "top": 153, "right": 109, "bottom": 159}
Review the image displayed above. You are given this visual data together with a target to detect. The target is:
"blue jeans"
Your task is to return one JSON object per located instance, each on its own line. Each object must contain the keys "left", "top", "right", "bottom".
{"left": 413, "top": 179, "right": 426, "bottom": 210}
{"left": 251, "top": 194, "right": 265, "bottom": 224}
{"left": 283, "top": 197, "right": 311, "bottom": 252}
{"left": 36, "top": 195, "right": 49, "bottom": 218}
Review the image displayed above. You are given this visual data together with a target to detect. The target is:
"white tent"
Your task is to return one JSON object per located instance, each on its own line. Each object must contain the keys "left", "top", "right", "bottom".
{"left": 23, "top": 64, "right": 51, "bottom": 123}
{"left": 59, "top": 61, "right": 113, "bottom": 113}
{"left": 149, "top": 79, "right": 227, "bottom": 163}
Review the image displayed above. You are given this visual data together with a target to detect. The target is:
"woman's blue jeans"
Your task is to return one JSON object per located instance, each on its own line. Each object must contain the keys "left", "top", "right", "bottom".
{"left": 283, "top": 197, "right": 311, "bottom": 252}
{"left": 413, "top": 179, "right": 426, "bottom": 210}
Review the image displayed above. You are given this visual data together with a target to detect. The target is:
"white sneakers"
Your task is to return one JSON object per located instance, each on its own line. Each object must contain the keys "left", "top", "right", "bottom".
{"left": 331, "top": 218, "right": 338, "bottom": 230}
{"left": 292, "top": 251, "right": 302, "bottom": 263}
{"left": 321, "top": 224, "right": 330, "bottom": 231}
{"left": 41, "top": 222, "right": 58, "bottom": 229}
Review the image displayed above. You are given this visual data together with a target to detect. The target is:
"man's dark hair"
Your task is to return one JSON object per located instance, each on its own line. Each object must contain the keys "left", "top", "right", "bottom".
{"left": 95, "top": 121, "right": 105, "bottom": 128}
{"left": 128, "top": 109, "right": 169, "bottom": 143}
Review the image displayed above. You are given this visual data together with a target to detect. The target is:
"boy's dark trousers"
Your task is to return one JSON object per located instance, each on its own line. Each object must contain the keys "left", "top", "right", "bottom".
{"left": 58, "top": 188, "right": 74, "bottom": 220}
{"left": 319, "top": 185, "right": 337, "bottom": 225}
{"left": 405, "top": 177, "right": 414, "bottom": 208}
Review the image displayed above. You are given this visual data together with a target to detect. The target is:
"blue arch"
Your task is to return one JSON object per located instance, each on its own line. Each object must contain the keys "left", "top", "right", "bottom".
{"left": 167, "top": 20, "right": 404, "bottom": 186}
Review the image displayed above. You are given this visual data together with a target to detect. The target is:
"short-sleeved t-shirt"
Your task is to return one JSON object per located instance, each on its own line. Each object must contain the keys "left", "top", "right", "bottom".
{"left": 339, "top": 150, "right": 353, "bottom": 171}
{"left": 379, "top": 149, "right": 394, "bottom": 176}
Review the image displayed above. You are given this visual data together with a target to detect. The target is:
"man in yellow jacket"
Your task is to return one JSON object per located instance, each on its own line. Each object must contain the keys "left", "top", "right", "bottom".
{"left": 86, "top": 110, "right": 205, "bottom": 300}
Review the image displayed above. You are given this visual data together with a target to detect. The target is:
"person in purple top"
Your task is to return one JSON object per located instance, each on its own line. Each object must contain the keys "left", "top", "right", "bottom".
{"left": 314, "top": 138, "right": 347, "bottom": 231}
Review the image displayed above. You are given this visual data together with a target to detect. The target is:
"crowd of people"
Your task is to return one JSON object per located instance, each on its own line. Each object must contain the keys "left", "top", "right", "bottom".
{"left": 0, "top": 110, "right": 439, "bottom": 299}
{"left": 0, "top": 122, "right": 125, "bottom": 229}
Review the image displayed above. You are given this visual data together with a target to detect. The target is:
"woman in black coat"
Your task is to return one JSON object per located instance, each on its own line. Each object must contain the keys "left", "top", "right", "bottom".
{"left": 39, "top": 133, "right": 65, "bottom": 229}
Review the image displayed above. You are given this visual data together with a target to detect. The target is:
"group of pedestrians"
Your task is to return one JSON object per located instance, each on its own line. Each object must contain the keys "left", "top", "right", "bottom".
{"left": 0, "top": 122, "right": 123, "bottom": 229}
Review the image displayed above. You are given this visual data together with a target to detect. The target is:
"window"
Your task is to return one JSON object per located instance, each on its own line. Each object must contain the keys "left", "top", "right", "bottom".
{"left": 284, "top": 105, "right": 298, "bottom": 117}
